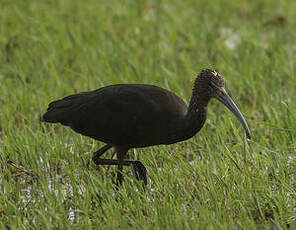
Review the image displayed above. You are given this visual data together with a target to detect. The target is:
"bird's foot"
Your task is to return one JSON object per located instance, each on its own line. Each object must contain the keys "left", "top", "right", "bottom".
{"left": 132, "top": 161, "right": 147, "bottom": 186}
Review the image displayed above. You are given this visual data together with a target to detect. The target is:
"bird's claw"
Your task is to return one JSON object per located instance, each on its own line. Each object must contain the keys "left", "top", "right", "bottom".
{"left": 132, "top": 161, "right": 147, "bottom": 185}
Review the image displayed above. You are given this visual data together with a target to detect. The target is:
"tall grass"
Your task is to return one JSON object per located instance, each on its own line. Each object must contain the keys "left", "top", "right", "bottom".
{"left": 1, "top": 0, "right": 295, "bottom": 229}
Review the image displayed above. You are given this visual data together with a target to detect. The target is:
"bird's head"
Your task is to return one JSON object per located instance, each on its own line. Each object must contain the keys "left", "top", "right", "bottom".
{"left": 194, "top": 69, "right": 251, "bottom": 139}
{"left": 195, "top": 69, "right": 225, "bottom": 96}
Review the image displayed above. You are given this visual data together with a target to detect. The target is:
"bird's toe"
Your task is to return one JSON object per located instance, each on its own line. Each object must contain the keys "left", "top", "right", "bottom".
{"left": 133, "top": 161, "right": 147, "bottom": 185}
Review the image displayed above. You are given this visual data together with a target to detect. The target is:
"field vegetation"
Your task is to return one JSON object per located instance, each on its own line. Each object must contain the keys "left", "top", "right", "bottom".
{"left": 0, "top": 0, "right": 296, "bottom": 229}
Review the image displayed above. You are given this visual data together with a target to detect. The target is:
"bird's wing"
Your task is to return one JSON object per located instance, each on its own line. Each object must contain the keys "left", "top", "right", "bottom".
{"left": 43, "top": 84, "right": 187, "bottom": 145}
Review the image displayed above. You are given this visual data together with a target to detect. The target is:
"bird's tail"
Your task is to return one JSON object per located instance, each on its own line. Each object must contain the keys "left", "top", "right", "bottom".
{"left": 42, "top": 94, "right": 81, "bottom": 125}
{"left": 42, "top": 101, "right": 70, "bottom": 124}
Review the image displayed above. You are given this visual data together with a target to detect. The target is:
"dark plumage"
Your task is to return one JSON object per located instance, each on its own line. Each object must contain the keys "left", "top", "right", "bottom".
{"left": 43, "top": 69, "right": 251, "bottom": 185}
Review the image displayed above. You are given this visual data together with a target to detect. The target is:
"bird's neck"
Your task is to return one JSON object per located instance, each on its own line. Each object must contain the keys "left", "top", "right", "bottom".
{"left": 182, "top": 92, "right": 211, "bottom": 139}
{"left": 166, "top": 83, "right": 211, "bottom": 144}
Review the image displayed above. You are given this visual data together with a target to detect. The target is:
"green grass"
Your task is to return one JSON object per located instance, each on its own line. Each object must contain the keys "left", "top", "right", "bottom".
{"left": 1, "top": 0, "right": 296, "bottom": 229}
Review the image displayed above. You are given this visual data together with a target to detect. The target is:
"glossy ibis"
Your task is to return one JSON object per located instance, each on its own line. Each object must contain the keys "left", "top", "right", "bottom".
{"left": 42, "top": 69, "right": 251, "bottom": 185}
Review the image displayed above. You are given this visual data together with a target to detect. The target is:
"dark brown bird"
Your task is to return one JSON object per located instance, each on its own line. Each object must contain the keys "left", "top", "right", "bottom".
{"left": 42, "top": 69, "right": 251, "bottom": 185}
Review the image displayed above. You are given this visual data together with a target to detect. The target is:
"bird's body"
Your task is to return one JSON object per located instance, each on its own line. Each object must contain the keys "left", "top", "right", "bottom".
{"left": 44, "top": 84, "right": 206, "bottom": 148}
{"left": 43, "top": 69, "right": 251, "bottom": 185}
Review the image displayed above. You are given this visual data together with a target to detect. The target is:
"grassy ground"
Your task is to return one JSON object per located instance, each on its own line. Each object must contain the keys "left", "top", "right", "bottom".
{"left": 1, "top": 0, "right": 296, "bottom": 229}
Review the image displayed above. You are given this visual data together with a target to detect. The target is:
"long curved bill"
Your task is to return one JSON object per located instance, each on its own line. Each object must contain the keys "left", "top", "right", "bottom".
{"left": 214, "top": 87, "right": 251, "bottom": 140}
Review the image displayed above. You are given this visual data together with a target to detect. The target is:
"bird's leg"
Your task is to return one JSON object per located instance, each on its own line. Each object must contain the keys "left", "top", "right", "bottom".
{"left": 92, "top": 144, "right": 113, "bottom": 163}
{"left": 116, "top": 152, "right": 125, "bottom": 185}
{"left": 94, "top": 159, "right": 147, "bottom": 185}
{"left": 92, "top": 145, "right": 147, "bottom": 185}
